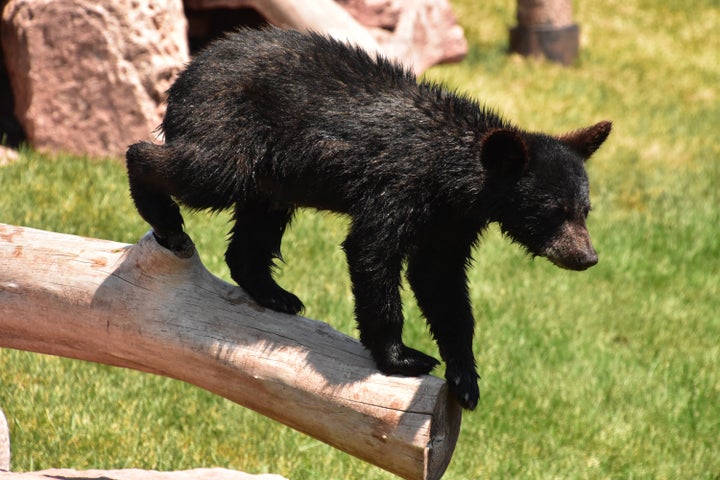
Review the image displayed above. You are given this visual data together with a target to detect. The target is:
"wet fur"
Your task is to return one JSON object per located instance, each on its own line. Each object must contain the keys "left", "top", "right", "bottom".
{"left": 126, "top": 28, "right": 611, "bottom": 409}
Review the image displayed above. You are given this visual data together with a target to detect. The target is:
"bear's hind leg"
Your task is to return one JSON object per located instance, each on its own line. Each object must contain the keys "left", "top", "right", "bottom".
{"left": 126, "top": 142, "right": 193, "bottom": 256}
{"left": 226, "top": 204, "right": 304, "bottom": 314}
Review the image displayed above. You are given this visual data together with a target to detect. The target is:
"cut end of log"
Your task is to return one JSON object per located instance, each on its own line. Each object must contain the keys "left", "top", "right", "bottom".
{"left": 425, "top": 384, "right": 462, "bottom": 480}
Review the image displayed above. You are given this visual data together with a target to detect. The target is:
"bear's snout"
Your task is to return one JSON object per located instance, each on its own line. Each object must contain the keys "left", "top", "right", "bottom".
{"left": 543, "top": 221, "right": 598, "bottom": 271}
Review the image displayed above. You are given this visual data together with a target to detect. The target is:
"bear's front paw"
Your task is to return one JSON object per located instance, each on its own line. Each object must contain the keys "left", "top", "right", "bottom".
{"left": 374, "top": 343, "right": 440, "bottom": 376}
{"left": 446, "top": 365, "right": 480, "bottom": 410}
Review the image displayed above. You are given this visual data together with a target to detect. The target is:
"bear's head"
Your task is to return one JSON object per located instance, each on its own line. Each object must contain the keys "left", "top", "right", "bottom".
{"left": 480, "top": 121, "right": 612, "bottom": 271}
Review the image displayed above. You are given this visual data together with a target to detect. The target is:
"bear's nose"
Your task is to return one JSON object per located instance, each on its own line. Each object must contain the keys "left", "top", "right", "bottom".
{"left": 542, "top": 222, "right": 599, "bottom": 271}
{"left": 576, "top": 248, "right": 598, "bottom": 270}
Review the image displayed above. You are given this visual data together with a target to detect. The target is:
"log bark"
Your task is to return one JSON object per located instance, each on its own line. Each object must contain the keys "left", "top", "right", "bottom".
{"left": 0, "top": 224, "right": 461, "bottom": 480}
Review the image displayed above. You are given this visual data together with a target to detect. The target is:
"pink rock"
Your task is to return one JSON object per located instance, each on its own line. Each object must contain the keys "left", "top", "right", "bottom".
{"left": 1, "top": 0, "right": 189, "bottom": 158}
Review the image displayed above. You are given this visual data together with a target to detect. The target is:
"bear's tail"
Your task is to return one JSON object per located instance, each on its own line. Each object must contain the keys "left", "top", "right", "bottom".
{"left": 126, "top": 141, "right": 172, "bottom": 173}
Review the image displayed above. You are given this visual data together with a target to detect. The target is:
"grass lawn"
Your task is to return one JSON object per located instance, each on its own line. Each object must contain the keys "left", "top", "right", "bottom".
{"left": 1, "top": 0, "right": 719, "bottom": 478}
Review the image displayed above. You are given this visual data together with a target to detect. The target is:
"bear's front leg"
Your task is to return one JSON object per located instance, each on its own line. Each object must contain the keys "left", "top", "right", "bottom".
{"left": 406, "top": 237, "right": 480, "bottom": 410}
{"left": 343, "top": 226, "right": 439, "bottom": 376}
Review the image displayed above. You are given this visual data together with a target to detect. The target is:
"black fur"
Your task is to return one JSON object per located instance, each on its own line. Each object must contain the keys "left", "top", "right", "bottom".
{"left": 126, "top": 28, "right": 611, "bottom": 409}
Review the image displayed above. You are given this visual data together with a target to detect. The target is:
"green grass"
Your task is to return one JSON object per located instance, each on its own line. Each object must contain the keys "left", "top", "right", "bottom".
{"left": 1, "top": 0, "right": 719, "bottom": 478}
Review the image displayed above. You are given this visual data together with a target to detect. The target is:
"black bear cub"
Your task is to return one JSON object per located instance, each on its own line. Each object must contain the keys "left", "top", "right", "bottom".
{"left": 126, "top": 27, "right": 611, "bottom": 410}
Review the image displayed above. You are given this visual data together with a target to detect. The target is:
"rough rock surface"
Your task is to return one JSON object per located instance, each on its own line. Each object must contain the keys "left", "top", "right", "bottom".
{"left": 0, "top": 469, "right": 287, "bottom": 479}
{"left": 1, "top": 0, "right": 189, "bottom": 158}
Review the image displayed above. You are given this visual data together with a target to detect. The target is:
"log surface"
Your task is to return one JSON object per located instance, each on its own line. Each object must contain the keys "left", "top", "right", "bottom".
{"left": 0, "top": 468, "right": 286, "bottom": 479}
{"left": 0, "top": 224, "right": 460, "bottom": 480}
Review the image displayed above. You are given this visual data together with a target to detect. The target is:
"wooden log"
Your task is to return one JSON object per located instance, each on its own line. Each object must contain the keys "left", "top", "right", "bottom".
{"left": 184, "top": 0, "right": 468, "bottom": 74}
{"left": 0, "top": 224, "right": 461, "bottom": 480}
{"left": 184, "top": 0, "right": 384, "bottom": 60}
{"left": 0, "top": 468, "right": 286, "bottom": 479}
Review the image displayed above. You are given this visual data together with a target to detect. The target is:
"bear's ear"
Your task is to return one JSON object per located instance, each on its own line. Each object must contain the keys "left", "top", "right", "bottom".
{"left": 480, "top": 129, "right": 529, "bottom": 178}
{"left": 558, "top": 121, "right": 612, "bottom": 160}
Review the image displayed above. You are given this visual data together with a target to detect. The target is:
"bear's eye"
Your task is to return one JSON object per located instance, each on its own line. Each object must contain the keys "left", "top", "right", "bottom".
{"left": 555, "top": 203, "right": 572, "bottom": 217}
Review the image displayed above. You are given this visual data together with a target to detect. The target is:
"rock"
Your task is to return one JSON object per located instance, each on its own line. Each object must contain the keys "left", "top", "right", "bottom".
{"left": 1, "top": 0, "right": 189, "bottom": 158}
{"left": 0, "top": 408, "right": 9, "bottom": 471}
{"left": 0, "top": 469, "right": 287, "bottom": 479}
{"left": 0, "top": 146, "right": 19, "bottom": 167}
{"left": 185, "top": 0, "right": 467, "bottom": 73}
{"left": 1, "top": 0, "right": 465, "bottom": 159}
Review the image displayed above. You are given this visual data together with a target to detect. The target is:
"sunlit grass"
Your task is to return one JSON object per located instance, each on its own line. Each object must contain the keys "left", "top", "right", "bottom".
{"left": 1, "top": 0, "right": 719, "bottom": 478}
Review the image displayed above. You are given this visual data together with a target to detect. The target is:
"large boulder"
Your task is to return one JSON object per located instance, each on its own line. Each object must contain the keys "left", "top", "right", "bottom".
{"left": 1, "top": 0, "right": 189, "bottom": 158}
{"left": 1, "top": 0, "right": 466, "bottom": 159}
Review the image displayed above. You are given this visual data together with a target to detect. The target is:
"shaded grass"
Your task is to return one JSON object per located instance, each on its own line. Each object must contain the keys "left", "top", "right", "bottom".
{"left": 1, "top": 0, "right": 719, "bottom": 478}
